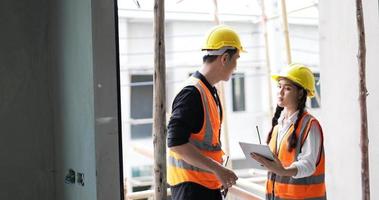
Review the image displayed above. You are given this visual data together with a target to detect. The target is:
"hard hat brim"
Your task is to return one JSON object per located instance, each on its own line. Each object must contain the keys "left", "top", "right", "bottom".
{"left": 271, "top": 74, "right": 315, "bottom": 97}
{"left": 201, "top": 47, "right": 247, "bottom": 53}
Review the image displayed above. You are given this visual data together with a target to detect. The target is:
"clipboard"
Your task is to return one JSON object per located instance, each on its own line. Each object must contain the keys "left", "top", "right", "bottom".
{"left": 239, "top": 142, "right": 275, "bottom": 170}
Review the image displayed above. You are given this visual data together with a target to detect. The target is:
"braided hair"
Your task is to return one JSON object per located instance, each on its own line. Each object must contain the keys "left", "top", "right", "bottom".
{"left": 287, "top": 87, "right": 307, "bottom": 151}
{"left": 266, "top": 105, "right": 284, "bottom": 144}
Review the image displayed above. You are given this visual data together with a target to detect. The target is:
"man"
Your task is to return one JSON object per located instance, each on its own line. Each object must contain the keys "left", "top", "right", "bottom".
{"left": 167, "top": 25, "right": 245, "bottom": 200}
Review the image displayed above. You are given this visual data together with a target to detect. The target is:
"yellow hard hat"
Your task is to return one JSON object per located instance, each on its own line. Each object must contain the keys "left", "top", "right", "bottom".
{"left": 202, "top": 25, "right": 246, "bottom": 53}
{"left": 272, "top": 63, "right": 316, "bottom": 97}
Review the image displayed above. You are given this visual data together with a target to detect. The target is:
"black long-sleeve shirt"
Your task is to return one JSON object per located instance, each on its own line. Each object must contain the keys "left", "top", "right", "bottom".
{"left": 167, "top": 71, "right": 222, "bottom": 147}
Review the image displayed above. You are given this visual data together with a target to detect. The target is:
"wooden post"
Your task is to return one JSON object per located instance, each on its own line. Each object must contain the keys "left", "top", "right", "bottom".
{"left": 212, "top": 0, "right": 220, "bottom": 25}
{"left": 260, "top": 0, "right": 274, "bottom": 116}
{"left": 280, "top": 0, "right": 292, "bottom": 64}
{"left": 153, "top": 0, "right": 167, "bottom": 199}
{"left": 355, "top": 0, "right": 370, "bottom": 199}
{"left": 216, "top": 84, "right": 231, "bottom": 163}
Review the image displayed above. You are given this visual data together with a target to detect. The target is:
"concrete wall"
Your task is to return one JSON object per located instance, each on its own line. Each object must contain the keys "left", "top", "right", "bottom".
{"left": 1, "top": 0, "right": 122, "bottom": 199}
{"left": 50, "top": 0, "right": 122, "bottom": 199}
{"left": 0, "top": 1, "right": 54, "bottom": 199}
{"left": 91, "top": 0, "right": 123, "bottom": 199}
{"left": 49, "top": 0, "right": 97, "bottom": 198}
{"left": 320, "top": 0, "right": 379, "bottom": 199}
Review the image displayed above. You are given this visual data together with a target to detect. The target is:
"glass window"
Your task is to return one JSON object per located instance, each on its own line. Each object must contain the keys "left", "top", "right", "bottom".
{"left": 232, "top": 73, "right": 246, "bottom": 112}
{"left": 130, "top": 75, "right": 153, "bottom": 139}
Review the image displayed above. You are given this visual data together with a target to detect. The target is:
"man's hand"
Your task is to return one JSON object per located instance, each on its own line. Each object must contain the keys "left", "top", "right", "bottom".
{"left": 213, "top": 165, "right": 238, "bottom": 189}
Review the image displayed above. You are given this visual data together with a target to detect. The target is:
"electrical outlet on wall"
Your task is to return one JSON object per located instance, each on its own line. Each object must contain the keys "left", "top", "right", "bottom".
{"left": 64, "top": 169, "right": 76, "bottom": 184}
{"left": 77, "top": 172, "right": 85, "bottom": 186}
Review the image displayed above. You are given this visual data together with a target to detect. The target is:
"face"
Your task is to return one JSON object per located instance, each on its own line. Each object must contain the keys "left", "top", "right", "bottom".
{"left": 221, "top": 51, "right": 240, "bottom": 81}
{"left": 276, "top": 78, "right": 302, "bottom": 109}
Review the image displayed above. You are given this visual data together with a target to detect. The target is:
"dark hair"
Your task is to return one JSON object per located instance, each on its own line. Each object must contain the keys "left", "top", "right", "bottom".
{"left": 202, "top": 48, "right": 237, "bottom": 64}
{"left": 286, "top": 87, "right": 307, "bottom": 151}
{"left": 266, "top": 84, "right": 308, "bottom": 152}
{"left": 266, "top": 105, "right": 284, "bottom": 144}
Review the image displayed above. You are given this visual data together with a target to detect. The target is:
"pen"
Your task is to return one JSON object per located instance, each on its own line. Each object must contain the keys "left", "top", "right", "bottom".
{"left": 256, "top": 125, "right": 262, "bottom": 144}
{"left": 223, "top": 155, "right": 229, "bottom": 167}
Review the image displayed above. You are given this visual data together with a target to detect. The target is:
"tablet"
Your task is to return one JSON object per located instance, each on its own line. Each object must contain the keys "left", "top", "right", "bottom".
{"left": 239, "top": 142, "right": 275, "bottom": 170}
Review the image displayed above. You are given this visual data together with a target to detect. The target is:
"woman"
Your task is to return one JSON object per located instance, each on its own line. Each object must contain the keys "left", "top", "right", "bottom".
{"left": 251, "top": 63, "right": 326, "bottom": 200}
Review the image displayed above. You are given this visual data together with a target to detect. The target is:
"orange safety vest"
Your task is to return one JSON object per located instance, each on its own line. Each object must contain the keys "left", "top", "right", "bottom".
{"left": 167, "top": 77, "right": 224, "bottom": 189}
{"left": 266, "top": 112, "right": 326, "bottom": 200}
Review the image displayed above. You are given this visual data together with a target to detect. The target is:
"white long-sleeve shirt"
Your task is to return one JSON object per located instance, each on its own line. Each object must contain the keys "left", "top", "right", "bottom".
{"left": 276, "top": 110, "right": 322, "bottom": 178}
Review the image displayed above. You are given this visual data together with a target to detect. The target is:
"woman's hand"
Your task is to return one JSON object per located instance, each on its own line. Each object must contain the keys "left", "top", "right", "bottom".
{"left": 251, "top": 153, "right": 292, "bottom": 176}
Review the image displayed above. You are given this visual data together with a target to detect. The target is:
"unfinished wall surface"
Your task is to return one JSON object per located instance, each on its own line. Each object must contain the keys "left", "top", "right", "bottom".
{"left": 50, "top": 0, "right": 121, "bottom": 199}
{"left": 0, "top": 0, "right": 121, "bottom": 199}
{"left": 91, "top": 0, "right": 123, "bottom": 199}
{"left": 0, "top": 1, "right": 54, "bottom": 200}
{"left": 49, "top": 0, "right": 98, "bottom": 198}
{"left": 320, "top": 0, "right": 379, "bottom": 199}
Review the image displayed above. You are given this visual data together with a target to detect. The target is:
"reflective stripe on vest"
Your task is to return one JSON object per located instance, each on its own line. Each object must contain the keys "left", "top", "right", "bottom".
{"left": 266, "top": 112, "right": 326, "bottom": 200}
{"left": 189, "top": 81, "right": 221, "bottom": 151}
{"left": 269, "top": 174, "right": 324, "bottom": 185}
{"left": 168, "top": 156, "right": 212, "bottom": 173}
{"left": 295, "top": 114, "right": 312, "bottom": 159}
{"left": 266, "top": 193, "right": 327, "bottom": 200}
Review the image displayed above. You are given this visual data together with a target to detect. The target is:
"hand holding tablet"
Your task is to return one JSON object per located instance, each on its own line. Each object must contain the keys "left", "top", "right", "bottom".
{"left": 239, "top": 142, "right": 275, "bottom": 170}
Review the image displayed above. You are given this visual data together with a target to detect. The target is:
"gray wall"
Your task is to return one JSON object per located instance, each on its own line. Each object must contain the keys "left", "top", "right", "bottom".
{"left": 0, "top": 0, "right": 55, "bottom": 199}
{"left": 0, "top": 0, "right": 122, "bottom": 199}
{"left": 50, "top": 0, "right": 122, "bottom": 199}
{"left": 49, "top": 0, "right": 98, "bottom": 198}
{"left": 320, "top": 0, "right": 379, "bottom": 199}
{"left": 91, "top": 0, "right": 123, "bottom": 199}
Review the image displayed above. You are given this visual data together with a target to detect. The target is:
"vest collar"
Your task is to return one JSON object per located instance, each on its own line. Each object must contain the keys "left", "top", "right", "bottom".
{"left": 193, "top": 71, "right": 217, "bottom": 94}
{"left": 278, "top": 109, "right": 308, "bottom": 126}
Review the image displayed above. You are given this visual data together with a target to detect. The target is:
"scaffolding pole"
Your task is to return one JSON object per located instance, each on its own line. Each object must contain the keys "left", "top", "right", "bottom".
{"left": 153, "top": 0, "right": 167, "bottom": 199}
{"left": 212, "top": 0, "right": 220, "bottom": 25}
{"left": 355, "top": 0, "right": 370, "bottom": 199}
{"left": 212, "top": 0, "right": 231, "bottom": 166}
{"left": 259, "top": 0, "right": 274, "bottom": 116}
{"left": 280, "top": 0, "right": 292, "bottom": 64}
